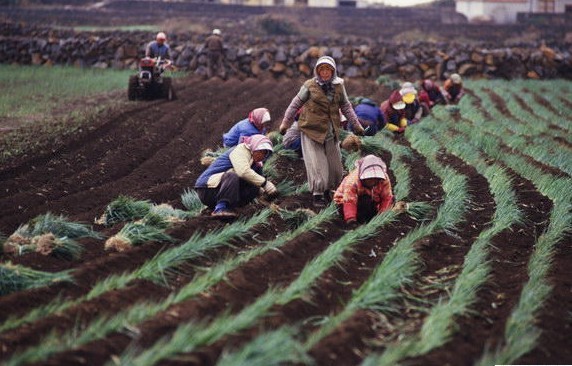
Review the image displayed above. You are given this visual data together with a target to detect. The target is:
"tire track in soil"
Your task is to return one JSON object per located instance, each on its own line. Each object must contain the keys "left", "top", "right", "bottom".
{"left": 405, "top": 118, "right": 553, "bottom": 366}
{"left": 0, "top": 78, "right": 229, "bottom": 233}
{"left": 0, "top": 94, "right": 179, "bottom": 200}
{"left": 158, "top": 138, "right": 447, "bottom": 366}
{"left": 307, "top": 143, "right": 496, "bottom": 366}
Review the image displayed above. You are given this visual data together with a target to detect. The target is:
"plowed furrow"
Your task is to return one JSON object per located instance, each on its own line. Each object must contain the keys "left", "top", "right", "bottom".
{"left": 408, "top": 115, "right": 553, "bottom": 366}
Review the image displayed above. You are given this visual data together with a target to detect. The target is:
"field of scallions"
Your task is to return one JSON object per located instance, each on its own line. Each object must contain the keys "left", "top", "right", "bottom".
{"left": 0, "top": 76, "right": 570, "bottom": 366}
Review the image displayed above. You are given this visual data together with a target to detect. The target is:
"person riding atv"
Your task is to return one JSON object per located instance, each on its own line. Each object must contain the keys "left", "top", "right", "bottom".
{"left": 127, "top": 56, "right": 175, "bottom": 101}
{"left": 128, "top": 31, "right": 175, "bottom": 101}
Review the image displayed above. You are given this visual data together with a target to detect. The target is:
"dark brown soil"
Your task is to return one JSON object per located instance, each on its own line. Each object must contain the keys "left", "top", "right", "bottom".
{"left": 0, "top": 76, "right": 569, "bottom": 365}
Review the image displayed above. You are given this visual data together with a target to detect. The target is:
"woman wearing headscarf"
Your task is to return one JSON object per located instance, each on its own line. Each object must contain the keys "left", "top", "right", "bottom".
{"left": 442, "top": 73, "right": 465, "bottom": 104}
{"left": 223, "top": 108, "right": 272, "bottom": 148}
{"left": 279, "top": 56, "right": 365, "bottom": 208}
{"left": 195, "top": 134, "right": 277, "bottom": 217}
{"left": 380, "top": 90, "right": 408, "bottom": 134}
{"left": 333, "top": 154, "right": 394, "bottom": 224}
{"left": 400, "top": 82, "right": 423, "bottom": 125}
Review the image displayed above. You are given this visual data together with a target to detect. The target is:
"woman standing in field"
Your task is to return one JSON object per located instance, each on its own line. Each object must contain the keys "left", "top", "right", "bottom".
{"left": 279, "top": 56, "right": 365, "bottom": 208}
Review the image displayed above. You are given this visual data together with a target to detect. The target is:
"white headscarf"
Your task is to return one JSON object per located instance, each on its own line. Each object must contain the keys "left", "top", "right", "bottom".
{"left": 314, "top": 56, "right": 343, "bottom": 85}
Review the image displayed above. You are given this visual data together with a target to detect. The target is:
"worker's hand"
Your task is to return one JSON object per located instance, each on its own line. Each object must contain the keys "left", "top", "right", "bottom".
{"left": 263, "top": 180, "right": 277, "bottom": 196}
{"left": 279, "top": 122, "right": 288, "bottom": 135}
{"left": 396, "top": 127, "right": 406, "bottom": 134}
{"left": 353, "top": 125, "right": 365, "bottom": 136}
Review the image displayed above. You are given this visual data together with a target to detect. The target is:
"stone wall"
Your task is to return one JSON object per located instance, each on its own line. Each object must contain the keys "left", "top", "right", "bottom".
{"left": 1, "top": 22, "right": 570, "bottom": 80}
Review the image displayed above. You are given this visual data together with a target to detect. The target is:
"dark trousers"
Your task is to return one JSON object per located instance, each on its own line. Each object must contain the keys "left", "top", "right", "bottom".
{"left": 207, "top": 51, "right": 225, "bottom": 79}
{"left": 357, "top": 195, "right": 377, "bottom": 223}
{"left": 196, "top": 172, "right": 259, "bottom": 209}
{"left": 337, "top": 195, "right": 378, "bottom": 223}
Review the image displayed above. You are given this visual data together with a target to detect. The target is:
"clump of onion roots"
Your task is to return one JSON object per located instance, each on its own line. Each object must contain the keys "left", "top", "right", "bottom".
{"left": 104, "top": 220, "right": 173, "bottom": 252}
{"left": 2, "top": 213, "right": 95, "bottom": 260}
{"left": 200, "top": 147, "right": 228, "bottom": 166}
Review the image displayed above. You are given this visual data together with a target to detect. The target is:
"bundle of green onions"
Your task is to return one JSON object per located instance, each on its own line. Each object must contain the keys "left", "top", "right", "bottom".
{"left": 2, "top": 213, "right": 99, "bottom": 260}
{"left": 0, "top": 262, "right": 72, "bottom": 296}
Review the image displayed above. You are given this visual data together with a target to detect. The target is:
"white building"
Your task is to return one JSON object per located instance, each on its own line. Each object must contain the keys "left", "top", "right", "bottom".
{"left": 455, "top": 0, "right": 572, "bottom": 23}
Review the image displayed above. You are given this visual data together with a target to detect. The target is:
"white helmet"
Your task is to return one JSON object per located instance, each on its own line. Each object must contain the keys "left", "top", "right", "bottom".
{"left": 212, "top": 29, "right": 221, "bottom": 35}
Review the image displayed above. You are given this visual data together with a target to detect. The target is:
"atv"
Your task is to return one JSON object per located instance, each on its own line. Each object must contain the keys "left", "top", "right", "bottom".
{"left": 127, "top": 57, "right": 175, "bottom": 101}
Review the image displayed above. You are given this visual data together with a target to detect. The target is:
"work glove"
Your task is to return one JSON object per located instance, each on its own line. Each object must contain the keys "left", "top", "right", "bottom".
{"left": 262, "top": 180, "right": 277, "bottom": 196}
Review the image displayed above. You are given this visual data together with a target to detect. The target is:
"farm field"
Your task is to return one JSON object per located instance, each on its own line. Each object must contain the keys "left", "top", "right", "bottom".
{"left": 0, "top": 74, "right": 571, "bottom": 366}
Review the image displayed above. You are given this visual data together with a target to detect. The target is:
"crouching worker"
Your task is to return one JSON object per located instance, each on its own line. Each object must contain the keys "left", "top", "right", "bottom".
{"left": 195, "top": 134, "right": 277, "bottom": 217}
{"left": 352, "top": 98, "right": 385, "bottom": 136}
{"left": 334, "top": 155, "right": 394, "bottom": 225}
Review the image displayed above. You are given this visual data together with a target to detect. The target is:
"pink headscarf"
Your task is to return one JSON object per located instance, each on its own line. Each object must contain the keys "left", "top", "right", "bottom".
{"left": 242, "top": 134, "right": 273, "bottom": 153}
{"left": 249, "top": 108, "right": 270, "bottom": 131}
{"left": 356, "top": 155, "right": 387, "bottom": 180}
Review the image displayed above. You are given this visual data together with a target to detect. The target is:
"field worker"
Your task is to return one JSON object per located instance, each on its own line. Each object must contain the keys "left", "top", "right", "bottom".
{"left": 419, "top": 79, "right": 445, "bottom": 113}
{"left": 145, "top": 32, "right": 171, "bottom": 60}
{"left": 223, "top": 108, "right": 272, "bottom": 148}
{"left": 279, "top": 55, "right": 365, "bottom": 208}
{"left": 380, "top": 90, "right": 407, "bottom": 134}
{"left": 442, "top": 73, "right": 465, "bottom": 104}
{"left": 400, "top": 82, "right": 423, "bottom": 125}
{"left": 204, "top": 28, "right": 225, "bottom": 79}
{"left": 352, "top": 97, "right": 386, "bottom": 136}
{"left": 195, "top": 134, "right": 277, "bottom": 217}
{"left": 334, "top": 154, "right": 394, "bottom": 224}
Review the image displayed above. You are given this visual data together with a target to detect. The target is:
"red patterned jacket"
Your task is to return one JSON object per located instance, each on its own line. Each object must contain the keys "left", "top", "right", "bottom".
{"left": 333, "top": 168, "right": 393, "bottom": 222}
